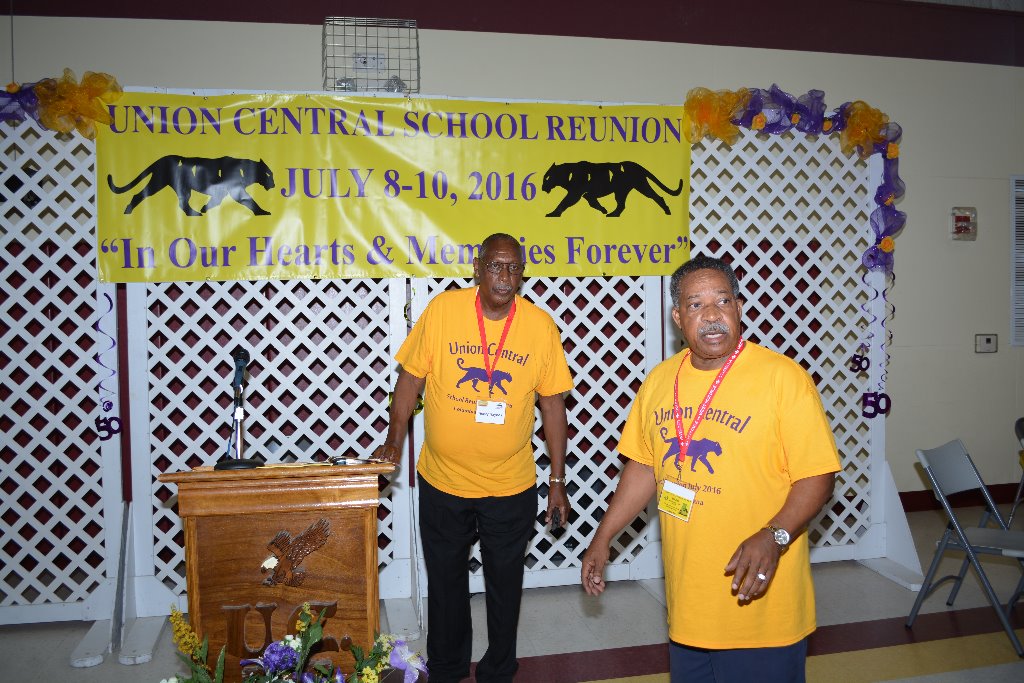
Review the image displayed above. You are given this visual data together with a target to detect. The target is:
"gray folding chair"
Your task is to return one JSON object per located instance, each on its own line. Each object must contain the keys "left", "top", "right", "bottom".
{"left": 1008, "top": 418, "right": 1024, "bottom": 528}
{"left": 905, "top": 438, "right": 1024, "bottom": 657}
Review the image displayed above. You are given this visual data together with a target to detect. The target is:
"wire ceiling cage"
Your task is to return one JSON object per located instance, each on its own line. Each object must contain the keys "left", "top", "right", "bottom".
{"left": 322, "top": 17, "right": 420, "bottom": 94}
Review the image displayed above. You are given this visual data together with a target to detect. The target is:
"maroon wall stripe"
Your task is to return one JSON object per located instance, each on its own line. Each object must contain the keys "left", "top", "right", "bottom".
{"left": 19, "top": 1, "right": 1024, "bottom": 67}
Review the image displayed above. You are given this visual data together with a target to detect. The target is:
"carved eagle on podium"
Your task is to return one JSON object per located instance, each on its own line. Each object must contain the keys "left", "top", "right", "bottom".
{"left": 259, "top": 518, "right": 331, "bottom": 587}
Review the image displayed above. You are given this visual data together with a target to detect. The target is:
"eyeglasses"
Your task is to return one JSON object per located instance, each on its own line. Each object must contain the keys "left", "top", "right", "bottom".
{"left": 483, "top": 261, "right": 525, "bottom": 275}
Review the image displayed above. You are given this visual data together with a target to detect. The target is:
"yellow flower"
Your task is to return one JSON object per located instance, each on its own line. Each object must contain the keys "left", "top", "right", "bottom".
{"left": 361, "top": 666, "right": 379, "bottom": 683}
{"left": 823, "top": 119, "right": 833, "bottom": 132}
{"left": 879, "top": 237, "right": 895, "bottom": 253}
{"left": 296, "top": 602, "right": 314, "bottom": 632}
{"left": 169, "top": 606, "right": 202, "bottom": 663}
{"left": 790, "top": 112, "right": 801, "bottom": 125}
{"left": 751, "top": 112, "right": 767, "bottom": 131}
{"left": 886, "top": 142, "right": 899, "bottom": 159}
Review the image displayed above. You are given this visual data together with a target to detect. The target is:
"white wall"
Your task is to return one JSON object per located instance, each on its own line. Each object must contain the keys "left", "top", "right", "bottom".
{"left": 6, "top": 16, "right": 1024, "bottom": 492}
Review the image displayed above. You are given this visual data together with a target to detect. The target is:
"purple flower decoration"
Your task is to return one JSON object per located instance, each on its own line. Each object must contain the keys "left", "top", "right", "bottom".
{"left": 732, "top": 87, "right": 766, "bottom": 129}
{"left": 0, "top": 83, "right": 41, "bottom": 124}
{"left": 869, "top": 204, "right": 906, "bottom": 241}
{"left": 333, "top": 666, "right": 345, "bottom": 683}
{"left": 759, "top": 84, "right": 797, "bottom": 135}
{"left": 823, "top": 101, "right": 849, "bottom": 136}
{"left": 389, "top": 639, "right": 428, "bottom": 683}
{"left": 793, "top": 89, "right": 826, "bottom": 136}
{"left": 861, "top": 244, "right": 894, "bottom": 274}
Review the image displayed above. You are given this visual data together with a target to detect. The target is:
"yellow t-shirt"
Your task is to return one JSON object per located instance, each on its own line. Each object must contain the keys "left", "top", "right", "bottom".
{"left": 618, "top": 342, "right": 840, "bottom": 649}
{"left": 397, "top": 287, "right": 573, "bottom": 498}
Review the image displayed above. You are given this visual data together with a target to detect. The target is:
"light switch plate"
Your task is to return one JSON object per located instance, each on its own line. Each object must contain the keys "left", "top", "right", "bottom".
{"left": 975, "top": 334, "right": 998, "bottom": 353}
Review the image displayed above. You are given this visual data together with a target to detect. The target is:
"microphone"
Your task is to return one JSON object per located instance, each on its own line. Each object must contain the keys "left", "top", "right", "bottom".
{"left": 215, "top": 344, "right": 261, "bottom": 470}
{"left": 231, "top": 345, "right": 250, "bottom": 390}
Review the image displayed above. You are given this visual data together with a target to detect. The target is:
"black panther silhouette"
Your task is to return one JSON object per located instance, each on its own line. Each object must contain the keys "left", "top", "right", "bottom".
{"left": 107, "top": 155, "right": 275, "bottom": 216}
{"left": 660, "top": 427, "right": 724, "bottom": 474}
{"left": 455, "top": 357, "right": 512, "bottom": 395}
{"left": 541, "top": 161, "right": 683, "bottom": 218}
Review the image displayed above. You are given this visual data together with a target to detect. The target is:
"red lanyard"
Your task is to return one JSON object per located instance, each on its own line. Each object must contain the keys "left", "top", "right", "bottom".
{"left": 672, "top": 339, "right": 745, "bottom": 458}
{"left": 475, "top": 291, "right": 516, "bottom": 396}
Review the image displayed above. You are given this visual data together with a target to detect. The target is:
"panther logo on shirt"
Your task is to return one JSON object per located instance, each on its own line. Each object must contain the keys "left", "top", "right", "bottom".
{"left": 660, "top": 427, "right": 723, "bottom": 474}
{"left": 454, "top": 357, "right": 512, "bottom": 395}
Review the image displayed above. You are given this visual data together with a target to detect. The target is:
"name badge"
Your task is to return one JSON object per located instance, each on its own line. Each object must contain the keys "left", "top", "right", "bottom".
{"left": 658, "top": 479, "right": 696, "bottom": 522}
{"left": 475, "top": 400, "right": 507, "bottom": 424}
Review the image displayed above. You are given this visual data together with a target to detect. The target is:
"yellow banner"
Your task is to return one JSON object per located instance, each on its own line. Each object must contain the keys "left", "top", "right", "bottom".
{"left": 96, "top": 93, "right": 689, "bottom": 282}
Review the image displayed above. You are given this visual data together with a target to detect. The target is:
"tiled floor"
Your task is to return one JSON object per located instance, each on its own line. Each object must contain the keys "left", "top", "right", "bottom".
{"left": 3, "top": 507, "right": 1024, "bottom": 682}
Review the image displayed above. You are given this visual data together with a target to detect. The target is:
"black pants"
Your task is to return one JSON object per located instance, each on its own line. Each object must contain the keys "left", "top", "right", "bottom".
{"left": 418, "top": 474, "right": 537, "bottom": 683}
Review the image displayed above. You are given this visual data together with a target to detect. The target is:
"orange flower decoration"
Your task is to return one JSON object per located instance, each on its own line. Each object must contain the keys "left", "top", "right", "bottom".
{"left": 5, "top": 82, "right": 20, "bottom": 94}
{"left": 822, "top": 119, "right": 833, "bottom": 133}
{"left": 751, "top": 113, "right": 767, "bottom": 131}
{"left": 879, "top": 236, "right": 895, "bottom": 253}
{"left": 886, "top": 142, "right": 899, "bottom": 159}
{"left": 683, "top": 87, "right": 752, "bottom": 145}
{"left": 840, "top": 100, "right": 888, "bottom": 158}
{"left": 33, "top": 68, "right": 123, "bottom": 140}
{"left": 790, "top": 113, "right": 801, "bottom": 125}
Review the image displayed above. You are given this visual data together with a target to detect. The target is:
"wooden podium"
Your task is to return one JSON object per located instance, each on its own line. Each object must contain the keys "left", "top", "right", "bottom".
{"left": 159, "top": 460, "right": 395, "bottom": 682}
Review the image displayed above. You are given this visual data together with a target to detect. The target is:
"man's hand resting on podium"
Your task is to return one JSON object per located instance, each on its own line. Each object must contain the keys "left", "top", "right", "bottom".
{"left": 372, "top": 443, "right": 402, "bottom": 465}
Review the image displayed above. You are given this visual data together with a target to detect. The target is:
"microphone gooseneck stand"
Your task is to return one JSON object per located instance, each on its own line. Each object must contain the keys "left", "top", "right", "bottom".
{"left": 215, "top": 347, "right": 262, "bottom": 470}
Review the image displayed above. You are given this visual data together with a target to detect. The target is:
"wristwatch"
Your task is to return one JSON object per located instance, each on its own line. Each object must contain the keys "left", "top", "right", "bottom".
{"left": 764, "top": 524, "right": 791, "bottom": 549}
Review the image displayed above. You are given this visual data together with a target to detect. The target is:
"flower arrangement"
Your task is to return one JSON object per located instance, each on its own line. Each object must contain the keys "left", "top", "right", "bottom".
{"left": 162, "top": 604, "right": 426, "bottom": 683}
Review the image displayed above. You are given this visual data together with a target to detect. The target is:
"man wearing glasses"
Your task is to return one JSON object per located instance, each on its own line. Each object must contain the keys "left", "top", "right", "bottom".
{"left": 374, "top": 232, "right": 573, "bottom": 683}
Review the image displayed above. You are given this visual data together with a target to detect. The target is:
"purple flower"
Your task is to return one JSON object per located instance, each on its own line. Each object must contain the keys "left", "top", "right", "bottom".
{"left": 334, "top": 667, "right": 345, "bottom": 683}
{"left": 389, "top": 639, "right": 428, "bottom": 683}
{"left": 263, "top": 641, "right": 299, "bottom": 674}
{"left": 241, "top": 640, "right": 299, "bottom": 675}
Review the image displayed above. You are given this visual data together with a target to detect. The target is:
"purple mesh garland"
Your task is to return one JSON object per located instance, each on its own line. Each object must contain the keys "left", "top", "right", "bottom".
{"left": 760, "top": 84, "right": 797, "bottom": 135}
{"left": 870, "top": 204, "right": 906, "bottom": 241}
{"left": 0, "top": 84, "right": 40, "bottom": 124}
{"left": 861, "top": 244, "right": 894, "bottom": 273}
{"left": 793, "top": 89, "right": 826, "bottom": 135}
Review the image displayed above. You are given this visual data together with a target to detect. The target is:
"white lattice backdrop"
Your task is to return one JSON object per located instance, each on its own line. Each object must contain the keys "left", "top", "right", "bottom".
{"left": 1, "top": 119, "right": 122, "bottom": 623}
{"left": 140, "top": 278, "right": 400, "bottom": 596}
{"left": 412, "top": 276, "right": 658, "bottom": 587}
{"left": 0, "top": 119, "right": 887, "bottom": 622}
{"left": 689, "top": 130, "right": 876, "bottom": 550}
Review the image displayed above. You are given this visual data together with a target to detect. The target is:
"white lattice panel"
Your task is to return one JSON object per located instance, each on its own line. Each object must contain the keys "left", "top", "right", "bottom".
{"left": 141, "top": 278, "right": 399, "bottom": 595}
{"left": 1, "top": 113, "right": 888, "bottom": 622}
{"left": 1, "top": 119, "right": 121, "bottom": 621}
{"left": 690, "top": 130, "right": 875, "bottom": 549}
{"left": 414, "top": 276, "right": 656, "bottom": 579}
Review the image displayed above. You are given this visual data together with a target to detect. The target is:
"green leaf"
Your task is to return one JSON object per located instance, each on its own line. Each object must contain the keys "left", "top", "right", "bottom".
{"left": 213, "top": 646, "right": 227, "bottom": 683}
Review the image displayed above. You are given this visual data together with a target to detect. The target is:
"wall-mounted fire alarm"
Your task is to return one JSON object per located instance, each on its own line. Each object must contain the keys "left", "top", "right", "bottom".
{"left": 951, "top": 207, "right": 977, "bottom": 241}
